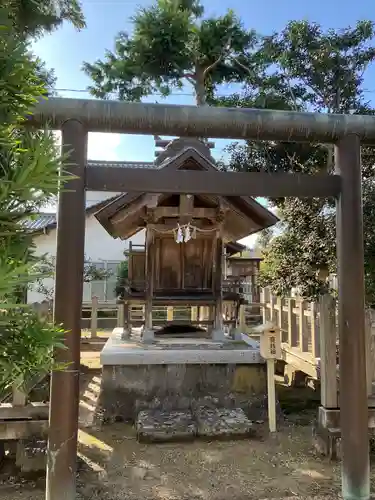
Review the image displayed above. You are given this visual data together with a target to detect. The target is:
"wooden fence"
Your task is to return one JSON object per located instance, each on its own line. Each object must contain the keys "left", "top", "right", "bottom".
{"left": 10, "top": 290, "right": 375, "bottom": 449}
{"left": 241, "top": 287, "right": 375, "bottom": 406}
{"left": 86, "top": 299, "right": 209, "bottom": 336}
{"left": 0, "top": 383, "right": 49, "bottom": 466}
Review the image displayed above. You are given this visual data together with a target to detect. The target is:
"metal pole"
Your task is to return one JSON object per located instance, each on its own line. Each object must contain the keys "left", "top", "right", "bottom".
{"left": 46, "top": 120, "right": 87, "bottom": 500}
{"left": 335, "top": 134, "right": 369, "bottom": 500}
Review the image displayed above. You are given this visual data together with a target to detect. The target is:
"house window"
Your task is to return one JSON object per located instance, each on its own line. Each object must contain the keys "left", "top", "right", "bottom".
{"left": 82, "top": 261, "right": 121, "bottom": 302}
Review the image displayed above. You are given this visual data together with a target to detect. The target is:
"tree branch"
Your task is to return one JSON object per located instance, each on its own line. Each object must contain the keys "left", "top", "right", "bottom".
{"left": 203, "top": 36, "right": 232, "bottom": 78}
{"left": 280, "top": 66, "right": 299, "bottom": 111}
{"left": 231, "top": 56, "right": 255, "bottom": 77}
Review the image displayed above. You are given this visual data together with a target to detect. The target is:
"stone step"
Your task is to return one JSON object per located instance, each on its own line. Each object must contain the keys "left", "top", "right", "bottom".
{"left": 136, "top": 407, "right": 253, "bottom": 443}
{"left": 195, "top": 407, "right": 253, "bottom": 439}
{"left": 136, "top": 410, "right": 196, "bottom": 443}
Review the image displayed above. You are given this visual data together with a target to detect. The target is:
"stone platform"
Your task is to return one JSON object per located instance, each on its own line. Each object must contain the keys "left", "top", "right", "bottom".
{"left": 99, "top": 331, "right": 267, "bottom": 423}
{"left": 100, "top": 331, "right": 262, "bottom": 365}
{"left": 136, "top": 407, "right": 253, "bottom": 443}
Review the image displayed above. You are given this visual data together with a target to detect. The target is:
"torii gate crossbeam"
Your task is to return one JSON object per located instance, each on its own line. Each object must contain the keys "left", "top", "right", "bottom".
{"left": 33, "top": 98, "right": 370, "bottom": 500}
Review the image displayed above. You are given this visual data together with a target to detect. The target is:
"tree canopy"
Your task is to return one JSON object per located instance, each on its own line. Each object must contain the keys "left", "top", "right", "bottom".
{"left": 83, "top": 8, "right": 375, "bottom": 303}
{"left": 5, "top": 0, "right": 85, "bottom": 39}
{"left": 83, "top": 0, "right": 258, "bottom": 105}
{"left": 222, "top": 20, "right": 375, "bottom": 301}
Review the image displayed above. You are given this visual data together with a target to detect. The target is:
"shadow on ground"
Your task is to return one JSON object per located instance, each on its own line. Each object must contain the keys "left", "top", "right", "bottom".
{"left": 0, "top": 342, "right": 371, "bottom": 500}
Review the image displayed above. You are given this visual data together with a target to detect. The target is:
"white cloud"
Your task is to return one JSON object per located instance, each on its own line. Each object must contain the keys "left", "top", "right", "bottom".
{"left": 53, "top": 131, "right": 123, "bottom": 161}
{"left": 88, "top": 133, "right": 122, "bottom": 161}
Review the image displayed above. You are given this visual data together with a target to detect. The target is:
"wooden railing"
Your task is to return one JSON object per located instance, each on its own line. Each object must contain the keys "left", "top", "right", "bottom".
{"left": 261, "top": 287, "right": 321, "bottom": 361}
{"left": 254, "top": 287, "right": 375, "bottom": 404}
{"left": 222, "top": 276, "right": 253, "bottom": 297}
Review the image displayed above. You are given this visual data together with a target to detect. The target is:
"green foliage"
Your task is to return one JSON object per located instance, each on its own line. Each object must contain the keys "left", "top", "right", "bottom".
{"left": 115, "top": 260, "right": 129, "bottom": 298}
{"left": 33, "top": 254, "right": 112, "bottom": 300}
{"left": 83, "top": 0, "right": 257, "bottom": 104}
{"left": 0, "top": 9, "right": 68, "bottom": 389}
{"left": 4, "top": 0, "right": 85, "bottom": 97}
{"left": 254, "top": 227, "right": 274, "bottom": 252}
{"left": 363, "top": 180, "right": 375, "bottom": 306}
{"left": 5, "top": 0, "right": 85, "bottom": 39}
{"left": 0, "top": 309, "right": 65, "bottom": 394}
{"left": 225, "top": 20, "right": 375, "bottom": 301}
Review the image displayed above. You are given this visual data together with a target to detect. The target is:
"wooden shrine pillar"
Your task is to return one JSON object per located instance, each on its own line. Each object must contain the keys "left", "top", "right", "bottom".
{"left": 335, "top": 134, "right": 369, "bottom": 500}
{"left": 212, "top": 229, "right": 225, "bottom": 341}
{"left": 46, "top": 120, "right": 87, "bottom": 500}
{"left": 143, "top": 228, "right": 155, "bottom": 342}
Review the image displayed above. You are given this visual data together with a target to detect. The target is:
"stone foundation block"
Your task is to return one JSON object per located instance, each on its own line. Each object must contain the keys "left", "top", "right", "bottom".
{"left": 100, "top": 363, "right": 267, "bottom": 423}
{"left": 312, "top": 423, "right": 341, "bottom": 460}
{"left": 136, "top": 409, "right": 196, "bottom": 443}
{"left": 195, "top": 407, "right": 253, "bottom": 439}
{"left": 16, "top": 438, "right": 47, "bottom": 472}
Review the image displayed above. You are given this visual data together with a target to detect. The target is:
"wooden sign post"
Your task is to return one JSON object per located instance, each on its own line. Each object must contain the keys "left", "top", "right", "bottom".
{"left": 242, "top": 322, "right": 281, "bottom": 433}
{"left": 259, "top": 324, "right": 281, "bottom": 433}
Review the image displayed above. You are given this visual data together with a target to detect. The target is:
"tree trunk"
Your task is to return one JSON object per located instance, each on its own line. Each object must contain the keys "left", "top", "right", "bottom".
{"left": 194, "top": 67, "right": 206, "bottom": 106}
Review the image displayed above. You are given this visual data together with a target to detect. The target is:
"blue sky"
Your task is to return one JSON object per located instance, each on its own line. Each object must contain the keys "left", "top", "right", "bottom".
{"left": 33, "top": 0, "right": 375, "bottom": 162}
{"left": 33, "top": 0, "right": 375, "bottom": 245}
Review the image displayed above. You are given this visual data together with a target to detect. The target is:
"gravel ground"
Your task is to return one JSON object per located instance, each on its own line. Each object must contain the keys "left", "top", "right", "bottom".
{"left": 0, "top": 421, "right": 359, "bottom": 500}
{"left": 0, "top": 345, "right": 372, "bottom": 500}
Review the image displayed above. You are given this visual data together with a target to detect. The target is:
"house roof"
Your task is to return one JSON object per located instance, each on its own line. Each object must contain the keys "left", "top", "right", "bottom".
{"left": 228, "top": 248, "right": 264, "bottom": 261}
{"left": 22, "top": 160, "right": 157, "bottom": 234}
{"left": 225, "top": 241, "right": 246, "bottom": 256}
{"left": 94, "top": 139, "right": 279, "bottom": 242}
{"left": 23, "top": 197, "right": 119, "bottom": 234}
{"left": 23, "top": 213, "right": 57, "bottom": 232}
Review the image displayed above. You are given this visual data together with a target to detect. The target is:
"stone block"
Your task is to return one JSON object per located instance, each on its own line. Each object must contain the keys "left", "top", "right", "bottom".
{"left": 101, "top": 362, "right": 267, "bottom": 423}
{"left": 136, "top": 409, "right": 196, "bottom": 443}
{"left": 16, "top": 438, "right": 47, "bottom": 472}
{"left": 195, "top": 407, "right": 253, "bottom": 439}
{"left": 312, "top": 423, "right": 341, "bottom": 460}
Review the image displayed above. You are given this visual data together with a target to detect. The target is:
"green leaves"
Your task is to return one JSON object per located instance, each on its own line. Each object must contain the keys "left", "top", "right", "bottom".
{"left": 226, "top": 20, "right": 375, "bottom": 301}
{"left": 5, "top": 0, "right": 85, "bottom": 39}
{"left": 83, "top": 0, "right": 257, "bottom": 105}
{"left": 0, "top": 308, "right": 66, "bottom": 394}
{"left": 261, "top": 20, "right": 375, "bottom": 113}
{"left": 33, "top": 254, "right": 113, "bottom": 300}
{"left": 0, "top": 7, "right": 68, "bottom": 392}
{"left": 115, "top": 260, "right": 129, "bottom": 299}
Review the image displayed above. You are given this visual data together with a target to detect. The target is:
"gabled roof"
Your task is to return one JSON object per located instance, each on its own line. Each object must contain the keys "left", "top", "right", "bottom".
{"left": 94, "top": 139, "right": 279, "bottom": 241}
{"left": 23, "top": 160, "right": 156, "bottom": 234}
{"left": 23, "top": 196, "right": 119, "bottom": 234}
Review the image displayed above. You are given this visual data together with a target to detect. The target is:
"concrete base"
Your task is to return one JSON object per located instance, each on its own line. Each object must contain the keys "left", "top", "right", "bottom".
{"left": 16, "top": 439, "right": 47, "bottom": 472}
{"left": 313, "top": 406, "right": 375, "bottom": 460}
{"left": 232, "top": 328, "right": 243, "bottom": 342}
{"left": 112, "top": 327, "right": 130, "bottom": 340}
{"left": 101, "top": 330, "right": 263, "bottom": 365}
{"left": 318, "top": 405, "right": 375, "bottom": 430}
{"left": 312, "top": 422, "right": 341, "bottom": 460}
{"left": 99, "top": 331, "right": 267, "bottom": 423}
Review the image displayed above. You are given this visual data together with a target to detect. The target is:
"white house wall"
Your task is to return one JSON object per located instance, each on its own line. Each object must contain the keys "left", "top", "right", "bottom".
{"left": 28, "top": 208, "right": 146, "bottom": 303}
{"left": 85, "top": 190, "right": 119, "bottom": 209}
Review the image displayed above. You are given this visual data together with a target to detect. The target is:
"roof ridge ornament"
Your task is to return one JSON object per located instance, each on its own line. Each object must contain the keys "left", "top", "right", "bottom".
{"left": 154, "top": 137, "right": 214, "bottom": 165}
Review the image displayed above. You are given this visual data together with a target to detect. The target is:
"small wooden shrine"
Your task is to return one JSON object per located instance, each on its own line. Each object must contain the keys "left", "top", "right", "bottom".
{"left": 95, "top": 138, "right": 278, "bottom": 341}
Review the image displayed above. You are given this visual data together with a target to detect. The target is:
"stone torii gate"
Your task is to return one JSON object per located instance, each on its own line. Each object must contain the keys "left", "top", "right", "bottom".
{"left": 31, "top": 98, "right": 375, "bottom": 500}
